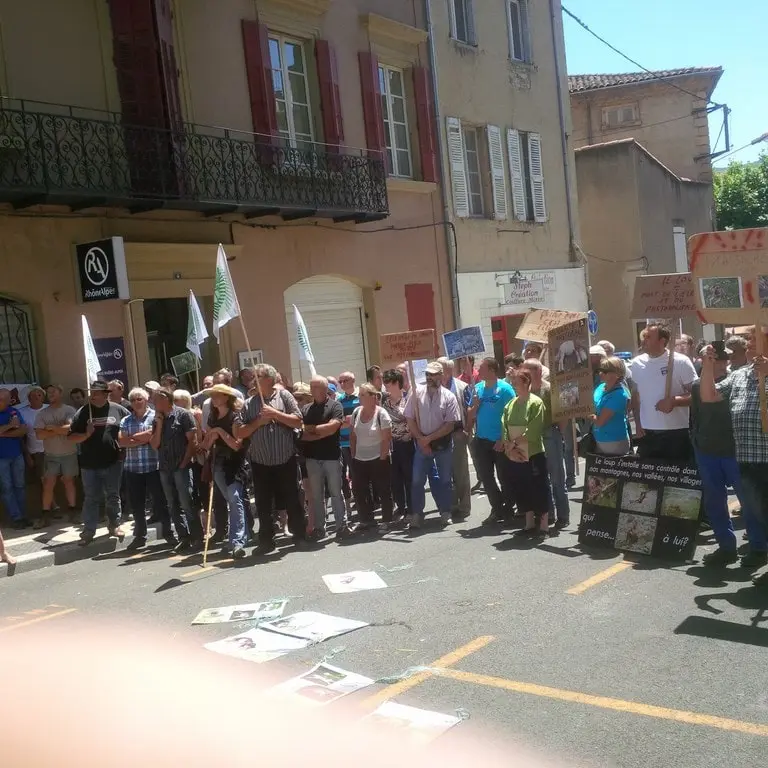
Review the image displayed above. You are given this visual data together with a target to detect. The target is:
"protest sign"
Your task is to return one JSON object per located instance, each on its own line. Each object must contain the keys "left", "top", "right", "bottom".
{"left": 578, "top": 454, "right": 701, "bottom": 561}
{"left": 204, "top": 628, "right": 309, "bottom": 664}
{"left": 259, "top": 612, "right": 369, "bottom": 643}
{"left": 630, "top": 272, "right": 698, "bottom": 318}
{"left": 268, "top": 663, "right": 374, "bottom": 706}
{"left": 192, "top": 600, "right": 288, "bottom": 625}
{"left": 380, "top": 329, "right": 435, "bottom": 365}
{"left": 548, "top": 317, "right": 594, "bottom": 421}
{"left": 366, "top": 702, "right": 463, "bottom": 745}
{"left": 171, "top": 350, "right": 199, "bottom": 377}
{"left": 322, "top": 571, "right": 388, "bottom": 594}
{"left": 442, "top": 326, "right": 486, "bottom": 359}
{"left": 515, "top": 309, "right": 585, "bottom": 344}
{"left": 411, "top": 359, "right": 428, "bottom": 385}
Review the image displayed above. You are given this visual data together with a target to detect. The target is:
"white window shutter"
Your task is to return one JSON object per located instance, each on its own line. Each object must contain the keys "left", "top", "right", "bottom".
{"left": 506, "top": 128, "right": 527, "bottom": 221}
{"left": 528, "top": 132, "right": 547, "bottom": 222}
{"left": 446, "top": 117, "right": 470, "bottom": 218}
{"left": 486, "top": 124, "right": 508, "bottom": 221}
{"left": 448, "top": 0, "right": 457, "bottom": 39}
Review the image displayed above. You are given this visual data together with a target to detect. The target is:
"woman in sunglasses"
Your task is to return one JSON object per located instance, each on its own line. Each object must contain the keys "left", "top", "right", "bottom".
{"left": 592, "top": 356, "right": 631, "bottom": 455}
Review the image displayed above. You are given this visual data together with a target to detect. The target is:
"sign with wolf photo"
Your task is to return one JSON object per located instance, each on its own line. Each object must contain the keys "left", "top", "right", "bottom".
{"left": 380, "top": 329, "right": 435, "bottom": 365}
{"left": 578, "top": 453, "right": 701, "bottom": 561}
{"left": 171, "top": 351, "right": 199, "bottom": 377}
{"left": 515, "top": 308, "right": 585, "bottom": 345}
{"left": 548, "top": 317, "right": 593, "bottom": 421}
{"left": 442, "top": 326, "right": 486, "bottom": 359}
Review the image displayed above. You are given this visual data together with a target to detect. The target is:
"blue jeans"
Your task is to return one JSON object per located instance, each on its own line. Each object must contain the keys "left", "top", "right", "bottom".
{"left": 213, "top": 467, "right": 246, "bottom": 549}
{"left": 306, "top": 458, "right": 347, "bottom": 529}
{"left": 563, "top": 421, "right": 576, "bottom": 484}
{"left": 81, "top": 463, "right": 122, "bottom": 534}
{"left": 544, "top": 425, "right": 570, "bottom": 524}
{"left": 412, "top": 445, "right": 453, "bottom": 517}
{"left": 0, "top": 454, "right": 25, "bottom": 521}
{"left": 737, "top": 463, "right": 768, "bottom": 553}
{"left": 159, "top": 467, "right": 203, "bottom": 542}
{"left": 694, "top": 451, "right": 745, "bottom": 551}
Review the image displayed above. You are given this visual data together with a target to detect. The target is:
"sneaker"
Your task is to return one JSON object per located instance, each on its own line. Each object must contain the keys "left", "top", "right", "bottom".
{"left": 702, "top": 548, "right": 738, "bottom": 566}
{"left": 740, "top": 551, "right": 768, "bottom": 569}
{"left": 232, "top": 546, "right": 246, "bottom": 560}
{"left": 108, "top": 525, "right": 125, "bottom": 539}
{"left": 554, "top": 519, "right": 569, "bottom": 531}
{"left": 78, "top": 530, "right": 95, "bottom": 547}
{"left": 482, "top": 514, "right": 502, "bottom": 526}
{"left": 357, "top": 521, "right": 380, "bottom": 532}
{"left": 174, "top": 538, "right": 192, "bottom": 554}
{"left": 408, "top": 516, "right": 422, "bottom": 530}
{"left": 751, "top": 565, "right": 768, "bottom": 587}
{"left": 33, "top": 515, "right": 51, "bottom": 530}
{"left": 255, "top": 542, "right": 277, "bottom": 556}
{"left": 336, "top": 525, "right": 355, "bottom": 539}
{"left": 126, "top": 537, "right": 147, "bottom": 552}
{"left": 440, "top": 511, "right": 452, "bottom": 526}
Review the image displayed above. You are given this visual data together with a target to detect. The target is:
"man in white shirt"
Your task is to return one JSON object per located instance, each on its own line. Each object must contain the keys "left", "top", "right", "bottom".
{"left": 19, "top": 386, "right": 49, "bottom": 528}
{"left": 629, "top": 323, "right": 697, "bottom": 462}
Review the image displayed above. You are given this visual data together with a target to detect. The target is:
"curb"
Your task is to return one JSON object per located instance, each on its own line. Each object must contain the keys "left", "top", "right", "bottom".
{"left": 1, "top": 524, "right": 163, "bottom": 579}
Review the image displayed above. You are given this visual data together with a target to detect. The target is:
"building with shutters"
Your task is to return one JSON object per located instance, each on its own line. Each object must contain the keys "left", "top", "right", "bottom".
{"left": 0, "top": 0, "right": 454, "bottom": 392}
{"left": 428, "top": 0, "right": 587, "bottom": 360}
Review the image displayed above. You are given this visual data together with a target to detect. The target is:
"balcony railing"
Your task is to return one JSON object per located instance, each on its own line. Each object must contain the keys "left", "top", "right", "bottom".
{"left": 0, "top": 100, "right": 389, "bottom": 220}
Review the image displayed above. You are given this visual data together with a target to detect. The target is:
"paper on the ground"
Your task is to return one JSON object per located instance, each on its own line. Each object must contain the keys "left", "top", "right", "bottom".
{"left": 366, "top": 701, "right": 463, "bottom": 744}
{"left": 205, "top": 627, "right": 309, "bottom": 663}
{"left": 268, "top": 663, "right": 374, "bottom": 705}
{"left": 322, "top": 571, "right": 388, "bottom": 594}
{"left": 260, "top": 612, "right": 369, "bottom": 643}
{"left": 192, "top": 599, "right": 288, "bottom": 625}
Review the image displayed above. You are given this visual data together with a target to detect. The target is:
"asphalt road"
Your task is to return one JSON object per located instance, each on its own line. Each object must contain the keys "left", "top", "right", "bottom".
{"left": 2, "top": 487, "right": 766, "bottom": 768}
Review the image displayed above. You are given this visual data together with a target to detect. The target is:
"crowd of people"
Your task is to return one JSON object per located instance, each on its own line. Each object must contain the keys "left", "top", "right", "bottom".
{"left": 0, "top": 322, "right": 766, "bottom": 587}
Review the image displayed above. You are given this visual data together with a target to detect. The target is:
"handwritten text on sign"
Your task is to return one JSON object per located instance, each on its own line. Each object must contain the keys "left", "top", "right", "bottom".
{"left": 515, "top": 309, "right": 585, "bottom": 344}
{"left": 380, "top": 329, "right": 435, "bottom": 364}
{"left": 631, "top": 272, "right": 697, "bottom": 318}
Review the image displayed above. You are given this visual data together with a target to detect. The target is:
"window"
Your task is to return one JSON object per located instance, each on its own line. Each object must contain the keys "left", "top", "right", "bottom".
{"left": 378, "top": 65, "right": 412, "bottom": 178}
{"left": 269, "top": 35, "right": 314, "bottom": 147}
{"left": 506, "top": 0, "right": 530, "bottom": 63}
{"left": 449, "top": 0, "right": 476, "bottom": 45}
{"left": 602, "top": 104, "right": 639, "bottom": 129}
{"left": 463, "top": 126, "right": 483, "bottom": 215}
{"left": 507, "top": 128, "right": 546, "bottom": 222}
{"left": 0, "top": 298, "right": 36, "bottom": 383}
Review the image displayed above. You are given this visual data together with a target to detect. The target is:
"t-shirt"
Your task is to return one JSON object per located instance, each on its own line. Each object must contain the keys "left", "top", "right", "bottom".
{"left": 155, "top": 406, "right": 196, "bottom": 471}
{"left": 19, "top": 404, "right": 47, "bottom": 453}
{"left": 0, "top": 406, "right": 25, "bottom": 459}
{"left": 69, "top": 402, "right": 128, "bottom": 469}
{"left": 338, "top": 391, "right": 360, "bottom": 448}
{"left": 301, "top": 398, "right": 344, "bottom": 461}
{"left": 243, "top": 389, "right": 300, "bottom": 467}
{"left": 35, "top": 404, "right": 77, "bottom": 456}
{"left": 474, "top": 380, "right": 515, "bottom": 441}
{"left": 593, "top": 383, "right": 630, "bottom": 443}
{"left": 690, "top": 379, "right": 735, "bottom": 458}
{"left": 383, "top": 393, "right": 411, "bottom": 442}
{"left": 501, "top": 394, "right": 545, "bottom": 458}
{"left": 352, "top": 406, "right": 392, "bottom": 461}
{"left": 628, "top": 351, "right": 697, "bottom": 431}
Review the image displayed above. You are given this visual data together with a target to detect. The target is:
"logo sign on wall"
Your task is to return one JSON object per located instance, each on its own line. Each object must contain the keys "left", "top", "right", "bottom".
{"left": 93, "top": 336, "right": 127, "bottom": 390}
{"left": 74, "top": 237, "right": 130, "bottom": 303}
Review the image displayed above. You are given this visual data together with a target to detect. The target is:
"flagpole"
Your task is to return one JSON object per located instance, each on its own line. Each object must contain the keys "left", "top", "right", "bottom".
{"left": 236, "top": 315, "right": 265, "bottom": 406}
{"left": 84, "top": 348, "right": 92, "bottom": 423}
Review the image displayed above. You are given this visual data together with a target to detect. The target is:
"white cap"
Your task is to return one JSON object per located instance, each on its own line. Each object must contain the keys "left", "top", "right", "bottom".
{"left": 589, "top": 345, "right": 607, "bottom": 357}
{"left": 144, "top": 380, "right": 160, "bottom": 392}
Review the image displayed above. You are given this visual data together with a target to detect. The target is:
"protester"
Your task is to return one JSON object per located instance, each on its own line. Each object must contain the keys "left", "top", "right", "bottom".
{"left": 523, "top": 358, "right": 571, "bottom": 529}
{"left": 151, "top": 388, "right": 204, "bottom": 553}
{"left": 675, "top": 334, "right": 695, "bottom": 361}
{"left": 204, "top": 384, "right": 249, "bottom": 559}
{"left": 69, "top": 388, "right": 86, "bottom": 409}
{"left": 0, "top": 525, "right": 15, "bottom": 565}
{"left": 504, "top": 353, "right": 524, "bottom": 386}
{"left": 439, "top": 357, "right": 473, "bottom": 521}
{"left": 292, "top": 383, "right": 316, "bottom": 534}
{"left": 404, "top": 361, "right": 461, "bottom": 528}
{"left": 34, "top": 384, "right": 78, "bottom": 525}
{"left": 396, "top": 363, "right": 411, "bottom": 395}
{"left": 202, "top": 375, "right": 214, "bottom": 390}
{"left": 470, "top": 357, "right": 516, "bottom": 525}
{"left": 629, "top": 323, "right": 696, "bottom": 462}
{"left": 236, "top": 368, "right": 256, "bottom": 398}
{"left": 588, "top": 345, "right": 608, "bottom": 389}
{"left": 383, "top": 369, "right": 413, "bottom": 522}
{"left": 456, "top": 356, "right": 479, "bottom": 385}
{"left": 119, "top": 388, "right": 171, "bottom": 551}
{"left": 327, "top": 381, "right": 338, "bottom": 400}
{"left": 160, "top": 373, "right": 179, "bottom": 391}
{"left": 108, "top": 380, "right": 131, "bottom": 410}
{"left": 700, "top": 329, "right": 768, "bottom": 581}
{"left": 591, "top": 357, "right": 631, "bottom": 455}
{"left": 175, "top": 389, "right": 205, "bottom": 517}
{"left": 68, "top": 381, "right": 128, "bottom": 545}
{"left": 502, "top": 368, "right": 549, "bottom": 538}
{"left": 726, "top": 336, "right": 748, "bottom": 371}
{"left": 337, "top": 371, "right": 359, "bottom": 501}
{"left": 173, "top": 390, "right": 193, "bottom": 409}
{"left": 597, "top": 340, "right": 615, "bottom": 356}
{"left": 523, "top": 342, "right": 550, "bottom": 380}
{"left": 144, "top": 380, "right": 160, "bottom": 408}
{"left": 20, "top": 385, "right": 48, "bottom": 527}
{"left": 237, "top": 364, "right": 307, "bottom": 555}
{"left": 300, "top": 376, "right": 351, "bottom": 539}
{"left": 349, "top": 383, "right": 393, "bottom": 530}
{"left": 0, "top": 388, "right": 29, "bottom": 529}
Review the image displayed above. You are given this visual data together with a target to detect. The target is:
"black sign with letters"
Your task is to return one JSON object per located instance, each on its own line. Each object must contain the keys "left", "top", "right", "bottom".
{"left": 75, "top": 237, "right": 129, "bottom": 303}
{"left": 93, "top": 336, "right": 127, "bottom": 390}
{"left": 578, "top": 454, "right": 701, "bottom": 561}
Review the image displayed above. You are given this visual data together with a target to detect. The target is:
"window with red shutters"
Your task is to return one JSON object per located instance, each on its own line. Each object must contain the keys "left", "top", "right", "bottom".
{"left": 358, "top": 51, "right": 385, "bottom": 158}
{"left": 315, "top": 39, "right": 344, "bottom": 150}
{"left": 153, "top": 0, "right": 183, "bottom": 131}
{"left": 412, "top": 65, "right": 438, "bottom": 183}
{"left": 241, "top": 19, "right": 279, "bottom": 141}
{"left": 405, "top": 283, "right": 437, "bottom": 342}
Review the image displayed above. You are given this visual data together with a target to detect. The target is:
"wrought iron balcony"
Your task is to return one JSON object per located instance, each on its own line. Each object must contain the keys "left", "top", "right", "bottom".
{"left": 0, "top": 100, "right": 389, "bottom": 221}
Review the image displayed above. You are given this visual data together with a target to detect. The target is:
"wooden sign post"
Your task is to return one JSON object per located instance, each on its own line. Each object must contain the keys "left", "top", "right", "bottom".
{"left": 689, "top": 228, "right": 768, "bottom": 432}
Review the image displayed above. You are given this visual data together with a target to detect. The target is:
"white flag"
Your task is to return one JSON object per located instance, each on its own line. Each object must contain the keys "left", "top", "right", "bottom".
{"left": 81, "top": 315, "right": 101, "bottom": 384}
{"left": 186, "top": 289, "right": 209, "bottom": 359}
{"left": 213, "top": 244, "right": 241, "bottom": 341}
{"left": 293, "top": 304, "right": 317, "bottom": 377}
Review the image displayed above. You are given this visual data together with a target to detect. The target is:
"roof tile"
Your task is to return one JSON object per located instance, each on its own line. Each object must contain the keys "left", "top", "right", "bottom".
{"left": 568, "top": 67, "right": 722, "bottom": 93}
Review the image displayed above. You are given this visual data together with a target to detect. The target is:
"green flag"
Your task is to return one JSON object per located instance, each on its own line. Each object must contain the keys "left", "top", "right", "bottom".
{"left": 213, "top": 244, "right": 240, "bottom": 341}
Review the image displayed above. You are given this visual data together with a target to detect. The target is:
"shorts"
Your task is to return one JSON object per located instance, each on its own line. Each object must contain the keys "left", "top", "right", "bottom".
{"left": 506, "top": 451, "right": 549, "bottom": 515}
{"left": 44, "top": 453, "right": 79, "bottom": 478}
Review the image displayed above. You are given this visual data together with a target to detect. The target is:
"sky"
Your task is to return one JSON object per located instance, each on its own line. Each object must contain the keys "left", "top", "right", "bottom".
{"left": 562, "top": 0, "right": 768, "bottom": 167}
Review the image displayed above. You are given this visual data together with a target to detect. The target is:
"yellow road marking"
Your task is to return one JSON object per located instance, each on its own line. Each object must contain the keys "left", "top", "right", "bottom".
{"left": 182, "top": 559, "right": 234, "bottom": 579}
{"left": 364, "top": 635, "right": 494, "bottom": 706}
{"left": 566, "top": 560, "right": 632, "bottom": 595}
{"left": 0, "top": 608, "right": 77, "bottom": 633}
{"left": 439, "top": 669, "right": 768, "bottom": 737}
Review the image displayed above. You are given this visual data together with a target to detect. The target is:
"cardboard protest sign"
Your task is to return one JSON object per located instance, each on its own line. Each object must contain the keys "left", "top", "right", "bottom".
{"left": 442, "top": 326, "right": 486, "bottom": 359}
{"left": 578, "top": 454, "right": 701, "bottom": 561}
{"left": 380, "top": 329, "right": 435, "bottom": 365}
{"left": 630, "top": 272, "right": 698, "bottom": 318}
{"left": 548, "top": 317, "right": 594, "bottom": 421}
{"left": 515, "top": 309, "right": 585, "bottom": 344}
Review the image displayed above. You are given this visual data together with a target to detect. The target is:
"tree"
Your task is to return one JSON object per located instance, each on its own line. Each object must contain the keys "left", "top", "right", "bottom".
{"left": 713, "top": 152, "right": 768, "bottom": 230}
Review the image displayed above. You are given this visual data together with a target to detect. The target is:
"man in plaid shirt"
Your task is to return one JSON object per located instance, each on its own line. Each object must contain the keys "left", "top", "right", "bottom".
{"left": 700, "top": 326, "right": 768, "bottom": 585}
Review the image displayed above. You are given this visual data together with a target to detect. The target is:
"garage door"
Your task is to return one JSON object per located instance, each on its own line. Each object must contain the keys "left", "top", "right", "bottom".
{"left": 284, "top": 276, "right": 368, "bottom": 384}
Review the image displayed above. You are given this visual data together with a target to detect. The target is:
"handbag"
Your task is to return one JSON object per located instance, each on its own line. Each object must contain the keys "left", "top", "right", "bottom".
{"left": 577, "top": 425, "right": 596, "bottom": 459}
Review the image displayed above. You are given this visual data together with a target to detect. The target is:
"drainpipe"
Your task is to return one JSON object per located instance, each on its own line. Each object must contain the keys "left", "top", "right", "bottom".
{"left": 425, "top": 0, "right": 461, "bottom": 327}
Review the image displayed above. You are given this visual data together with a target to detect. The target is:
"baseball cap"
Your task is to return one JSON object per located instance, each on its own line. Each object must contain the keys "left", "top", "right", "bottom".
{"left": 328, "top": 382, "right": 337, "bottom": 393}
{"left": 144, "top": 380, "right": 160, "bottom": 392}
{"left": 425, "top": 361, "right": 443, "bottom": 374}
{"left": 90, "top": 381, "right": 108, "bottom": 392}
{"left": 589, "top": 345, "right": 607, "bottom": 357}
